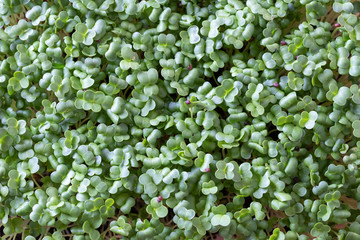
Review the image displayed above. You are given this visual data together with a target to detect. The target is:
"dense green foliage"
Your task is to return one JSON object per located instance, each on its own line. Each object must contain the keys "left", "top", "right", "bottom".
{"left": 1, "top": 0, "right": 360, "bottom": 239}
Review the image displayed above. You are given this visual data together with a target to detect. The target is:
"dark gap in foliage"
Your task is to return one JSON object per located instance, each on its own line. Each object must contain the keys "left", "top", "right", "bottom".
{"left": 157, "top": 134, "right": 170, "bottom": 148}
{"left": 48, "top": 226, "right": 56, "bottom": 234}
{"left": 219, "top": 26, "right": 226, "bottom": 34}
{"left": 124, "top": 86, "right": 134, "bottom": 99}
{"left": 205, "top": 77, "right": 219, "bottom": 88}
{"left": 293, "top": 176, "right": 300, "bottom": 184}
{"left": 213, "top": 68, "right": 227, "bottom": 80}
{"left": 32, "top": 173, "right": 44, "bottom": 187}
{"left": 162, "top": 207, "right": 176, "bottom": 228}
{"left": 212, "top": 69, "right": 224, "bottom": 85}
{"left": 131, "top": 197, "right": 147, "bottom": 217}
{"left": 283, "top": 225, "right": 290, "bottom": 231}
{"left": 169, "top": 93, "right": 178, "bottom": 102}
{"left": 113, "top": 206, "right": 121, "bottom": 217}
{"left": 268, "top": 227, "right": 277, "bottom": 236}
{"left": 243, "top": 197, "right": 253, "bottom": 208}
{"left": 222, "top": 148, "right": 227, "bottom": 158}
{"left": 205, "top": 231, "right": 221, "bottom": 240}
{"left": 100, "top": 63, "right": 109, "bottom": 74}
{"left": 98, "top": 219, "right": 112, "bottom": 237}
{"left": 310, "top": 23, "right": 317, "bottom": 29}
{"left": 266, "top": 123, "right": 280, "bottom": 141}
{"left": 136, "top": 51, "right": 144, "bottom": 60}
{"left": 196, "top": 2, "right": 204, "bottom": 8}
{"left": 347, "top": 209, "right": 360, "bottom": 222}
{"left": 214, "top": 107, "right": 229, "bottom": 120}
{"left": 167, "top": 207, "right": 175, "bottom": 219}
{"left": 218, "top": 185, "right": 235, "bottom": 205}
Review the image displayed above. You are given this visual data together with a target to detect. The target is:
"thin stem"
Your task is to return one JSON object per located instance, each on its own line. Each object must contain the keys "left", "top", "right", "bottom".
{"left": 265, "top": 209, "right": 270, "bottom": 220}
{"left": 166, "top": 219, "right": 173, "bottom": 225}
{"left": 21, "top": 221, "right": 26, "bottom": 240}
{"left": 279, "top": 225, "right": 286, "bottom": 233}
{"left": 44, "top": 226, "right": 50, "bottom": 237}
{"left": 31, "top": 175, "right": 41, "bottom": 188}
{"left": 211, "top": 71, "right": 219, "bottom": 86}
{"left": 209, "top": 232, "right": 214, "bottom": 240}
{"left": 268, "top": 128, "right": 278, "bottom": 135}
{"left": 331, "top": 27, "right": 340, "bottom": 38}
{"left": 79, "top": 115, "right": 90, "bottom": 126}
{"left": 123, "top": 86, "right": 132, "bottom": 98}
{"left": 101, "top": 223, "right": 112, "bottom": 238}
{"left": 119, "top": 90, "right": 125, "bottom": 99}
{"left": 243, "top": 42, "right": 251, "bottom": 53}
{"left": 101, "top": 63, "right": 108, "bottom": 72}
{"left": 57, "top": 0, "right": 64, "bottom": 9}
{"left": 42, "top": 19, "right": 48, "bottom": 32}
